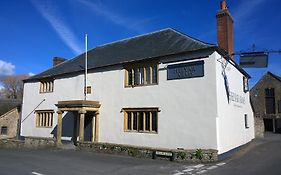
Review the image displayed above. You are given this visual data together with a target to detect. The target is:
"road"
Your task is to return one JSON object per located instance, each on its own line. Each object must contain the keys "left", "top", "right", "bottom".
{"left": 0, "top": 133, "right": 280, "bottom": 175}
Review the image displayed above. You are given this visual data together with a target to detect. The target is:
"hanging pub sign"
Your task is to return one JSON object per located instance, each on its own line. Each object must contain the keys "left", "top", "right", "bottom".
{"left": 239, "top": 51, "right": 268, "bottom": 68}
{"left": 167, "top": 60, "right": 204, "bottom": 80}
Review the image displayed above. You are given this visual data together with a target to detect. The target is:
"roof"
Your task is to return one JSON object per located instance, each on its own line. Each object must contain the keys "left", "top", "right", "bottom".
{"left": 26, "top": 28, "right": 215, "bottom": 81}
{"left": 250, "top": 71, "right": 281, "bottom": 91}
{"left": 268, "top": 71, "right": 281, "bottom": 82}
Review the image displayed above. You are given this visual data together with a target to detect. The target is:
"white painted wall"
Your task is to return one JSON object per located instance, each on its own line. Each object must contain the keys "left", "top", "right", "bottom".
{"left": 21, "top": 51, "right": 254, "bottom": 152}
{"left": 214, "top": 52, "right": 255, "bottom": 154}
{"left": 21, "top": 53, "right": 218, "bottom": 150}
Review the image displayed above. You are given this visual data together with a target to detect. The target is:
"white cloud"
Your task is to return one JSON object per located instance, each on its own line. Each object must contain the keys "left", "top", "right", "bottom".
{"left": 0, "top": 60, "right": 15, "bottom": 75}
{"left": 28, "top": 72, "right": 35, "bottom": 76}
{"left": 77, "top": 0, "right": 150, "bottom": 33}
{"left": 30, "top": 0, "right": 83, "bottom": 54}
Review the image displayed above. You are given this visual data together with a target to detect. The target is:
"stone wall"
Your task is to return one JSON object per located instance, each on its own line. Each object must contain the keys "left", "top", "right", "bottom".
{"left": 0, "top": 107, "right": 20, "bottom": 139}
{"left": 251, "top": 72, "right": 281, "bottom": 118}
{"left": 0, "top": 137, "right": 55, "bottom": 149}
{"left": 78, "top": 142, "right": 218, "bottom": 163}
{"left": 254, "top": 117, "right": 264, "bottom": 138}
{"left": 250, "top": 72, "right": 281, "bottom": 135}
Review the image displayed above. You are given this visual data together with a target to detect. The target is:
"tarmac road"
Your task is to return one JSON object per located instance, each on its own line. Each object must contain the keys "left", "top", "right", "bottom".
{"left": 0, "top": 133, "right": 280, "bottom": 175}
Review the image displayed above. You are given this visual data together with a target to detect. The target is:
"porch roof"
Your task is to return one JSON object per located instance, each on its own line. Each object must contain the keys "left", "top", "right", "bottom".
{"left": 55, "top": 100, "right": 101, "bottom": 112}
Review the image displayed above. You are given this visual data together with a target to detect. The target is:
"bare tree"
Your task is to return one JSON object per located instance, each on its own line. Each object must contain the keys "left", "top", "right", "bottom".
{"left": 0, "top": 74, "right": 29, "bottom": 99}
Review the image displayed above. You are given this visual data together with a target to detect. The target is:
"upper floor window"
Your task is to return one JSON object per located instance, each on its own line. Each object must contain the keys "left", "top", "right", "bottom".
{"left": 125, "top": 62, "right": 158, "bottom": 87}
{"left": 35, "top": 110, "right": 54, "bottom": 128}
{"left": 265, "top": 88, "right": 275, "bottom": 114}
{"left": 0, "top": 126, "right": 8, "bottom": 135}
{"left": 123, "top": 108, "right": 158, "bottom": 133}
{"left": 243, "top": 77, "right": 249, "bottom": 92}
{"left": 40, "top": 80, "right": 54, "bottom": 93}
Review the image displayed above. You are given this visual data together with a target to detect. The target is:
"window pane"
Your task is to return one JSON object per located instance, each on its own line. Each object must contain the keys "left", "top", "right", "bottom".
{"left": 145, "top": 112, "right": 150, "bottom": 131}
{"left": 265, "top": 88, "right": 275, "bottom": 97}
{"left": 128, "top": 69, "right": 133, "bottom": 85}
{"left": 152, "top": 111, "right": 157, "bottom": 132}
{"left": 244, "top": 114, "right": 249, "bottom": 128}
{"left": 145, "top": 66, "right": 150, "bottom": 84}
{"left": 138, "top": 112, "right": 144, "bottom": 131}
{"left": 1, "top": 126, "right": 7, "bottom": 135}
{"left": 152, "top": 65, "right": 157, "bottom": 84}
{"left": 133, "top": 112, "right": 138, "bottom": 130}
{"left": 140, "top": 68, "right": 144, "bottom": 85}
{"left": 127, "top": 112, "right": 132, "bottom": 130}
{"left": 134, "top": 68, "right": 140, "bottom": 85}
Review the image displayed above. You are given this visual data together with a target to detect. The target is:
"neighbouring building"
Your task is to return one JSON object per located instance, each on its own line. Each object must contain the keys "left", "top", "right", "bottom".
{"left": 251, "top": 72, "right": 281, "bottom": 137}
{"left": 20, "top": 0, "right": 254, "bottom": 156}
{"left": 0, "top": 106, "right": 21, "bottom": 139}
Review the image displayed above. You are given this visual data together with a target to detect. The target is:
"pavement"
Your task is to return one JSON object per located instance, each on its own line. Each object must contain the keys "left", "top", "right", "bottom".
{"left": 0, "top": 133, "right": 280, "bottom": 175}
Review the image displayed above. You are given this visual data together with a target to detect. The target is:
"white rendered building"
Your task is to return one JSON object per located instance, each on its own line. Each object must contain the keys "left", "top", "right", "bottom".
{"left": 21, "top": 27, "right": 254, "bottom": 155}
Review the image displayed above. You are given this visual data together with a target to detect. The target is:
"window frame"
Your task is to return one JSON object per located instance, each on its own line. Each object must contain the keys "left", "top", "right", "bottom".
{"left": 0, "top": 126, "right": 8, "bottom": 135}
{"left": 243, "top": 76, "right": 249, "bottom": 93}
{"left": 124, "top": 61, "right": 159, "bottom": 88}
{"left": 265, "top": 88, "right": 276, "bottom": 114}
{"left": 123, "top": 108, "right": 159, "bottom": 133}
{"left": 39, "top": 79, "right": 54, "bottom": 93}
{"left": 244, "top": 114, "right": 249, "bottom": 129}
{"left": 35, "top": 110, "right": 54, "bottom": 128}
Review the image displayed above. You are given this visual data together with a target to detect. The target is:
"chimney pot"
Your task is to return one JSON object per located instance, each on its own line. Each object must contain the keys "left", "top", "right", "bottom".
{"left": 53, "top": 57, "right": 66, "bottom": 67}
{"left": 220, "top": 0, "right": 227, "bottom": 10}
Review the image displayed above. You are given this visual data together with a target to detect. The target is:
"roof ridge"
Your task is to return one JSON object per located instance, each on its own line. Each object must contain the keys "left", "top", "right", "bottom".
{"left": 168, "top": 28, "right": 215, "bottom": 46}
{"left": 0, "top": 107, "right": 17, "bottom": 119}
{"left": 268, "top": 71, "right": 281, "bottom": 82}
{"left": 95, "top": 28, "right": 174, "bottom": 49}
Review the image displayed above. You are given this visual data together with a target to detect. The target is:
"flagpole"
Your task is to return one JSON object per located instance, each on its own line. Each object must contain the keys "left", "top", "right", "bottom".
{"left": 84, "top": 34, "right": 88, "bottom": 100}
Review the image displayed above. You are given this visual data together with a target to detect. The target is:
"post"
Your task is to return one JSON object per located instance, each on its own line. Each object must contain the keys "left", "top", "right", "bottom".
{"left": 91, "top": 115, "right": 96, "bottom": 142}
{"left": 94, "top": 111, "right": 100, "bottom": 142}
{"left": 79, "top": 110, "right": 86, "bottom": 142}
{"left": 273, "top": 118, "right": 276, "bottom": 133}
{"left": 56, "top": 111, "right": 63, "bottom": 145}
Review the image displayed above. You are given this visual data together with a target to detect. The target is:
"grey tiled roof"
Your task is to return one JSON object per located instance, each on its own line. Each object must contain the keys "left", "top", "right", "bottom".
{"left": 27, "top": 28, "right": 215, "bottom": 81}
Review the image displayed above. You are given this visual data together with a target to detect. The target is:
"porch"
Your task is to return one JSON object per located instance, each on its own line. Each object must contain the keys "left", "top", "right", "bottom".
{"left": 55, "top": 100, "right": 101, "bottom": 145}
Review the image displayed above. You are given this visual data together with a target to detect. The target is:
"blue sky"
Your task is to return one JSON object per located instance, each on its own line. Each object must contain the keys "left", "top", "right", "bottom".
{"left": 0, "top": 0, "right": 280, "bottom": 87}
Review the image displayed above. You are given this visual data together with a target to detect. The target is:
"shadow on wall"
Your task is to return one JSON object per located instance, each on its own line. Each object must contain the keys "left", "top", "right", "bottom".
{"left": 51, "top": 112, "right": 93, "bottom": 143}
{"left": 51, "top": 112, "right": 76, "bottom": 142}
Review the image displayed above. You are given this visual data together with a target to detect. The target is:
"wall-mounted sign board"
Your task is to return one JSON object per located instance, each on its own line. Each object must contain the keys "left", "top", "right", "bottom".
{"left": 167, "top": 60, "right": 204, "bottom": 80}
{"left": 239, "top": 52, "right": 268, "bottom": 68}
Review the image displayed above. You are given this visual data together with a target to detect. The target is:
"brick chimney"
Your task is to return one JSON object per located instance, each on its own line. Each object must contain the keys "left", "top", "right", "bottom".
{"left": 53, "top": 57, "right": 66, "bottom": 67}
{"left": 216, "top": 0, "right": 234, "bottom": 59}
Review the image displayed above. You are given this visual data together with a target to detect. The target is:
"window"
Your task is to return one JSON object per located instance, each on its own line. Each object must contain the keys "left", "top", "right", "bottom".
{"left": 125, "top": 63, "right": 158, "bottom": 87}
{"left": 36, "top": 111, "right": 54, "bottom": 128}
{"left": 123, "top": 108, "right": 158, "bottom": 133}
{"left": 0, "top": 126, "right": 8, "bottom": 135}
{"left": 85, "top": 86, "right": 92, "bottom": 94}
{"left": 265, "top": 88, "right": 275, "bottom": 114}
{"left": 243, "top": 77, "right": 249, "bottom": 92}
{"left": 244, "top": 114, "right": 249, "bottom": 129}
{"left": 40, "top": 80, "right": 54, "bottom": 93}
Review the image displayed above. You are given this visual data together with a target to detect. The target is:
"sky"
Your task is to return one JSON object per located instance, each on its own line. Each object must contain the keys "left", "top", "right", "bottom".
{"left": 0, "top": 0, "right": 280, "bottom": 87}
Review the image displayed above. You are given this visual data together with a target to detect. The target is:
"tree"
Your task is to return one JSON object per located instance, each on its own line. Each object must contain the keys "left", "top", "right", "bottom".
{"left": 0, "top": 74, "right": 29, "bottom": 99}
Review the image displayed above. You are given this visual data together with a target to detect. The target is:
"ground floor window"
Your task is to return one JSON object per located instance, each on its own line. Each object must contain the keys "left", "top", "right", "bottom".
{"left": 35, "top": 110, "right": 54, "bottom": 128}
{"left": 123, "top": 108, "right": 158, "bottom": 133}
{"left": 244, "top": 114, "right": 249, "bottom": 129}
{"left": 0, "top": 126, "right": 8, "bottom": 135}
